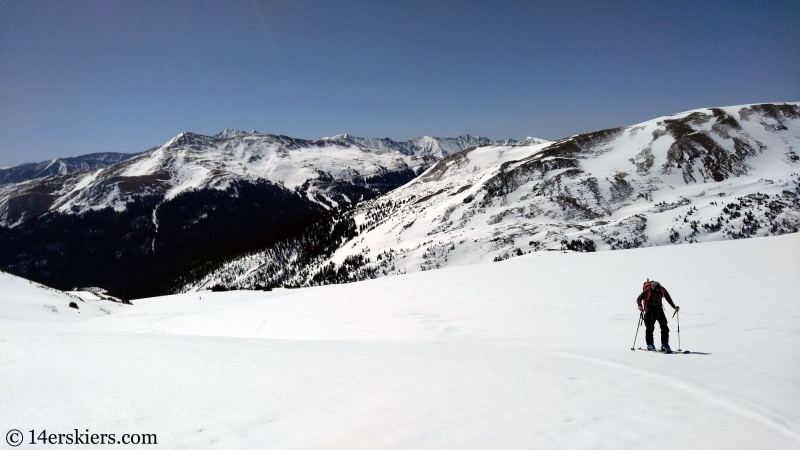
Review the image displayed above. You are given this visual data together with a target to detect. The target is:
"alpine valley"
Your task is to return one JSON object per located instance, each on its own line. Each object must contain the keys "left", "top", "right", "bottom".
{"left": 0, "top": 131, "right": 518, "bottom": 298}
{"left": 1, "top": 103, "right": 798, "bottom": 299}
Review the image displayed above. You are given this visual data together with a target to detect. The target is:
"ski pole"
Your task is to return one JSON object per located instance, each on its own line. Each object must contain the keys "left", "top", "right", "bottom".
{"left": 631, "top": 311, "right": 644, "bottom": 351}
{"left": 676, "top": 310, "right": 681, "bottom": 352}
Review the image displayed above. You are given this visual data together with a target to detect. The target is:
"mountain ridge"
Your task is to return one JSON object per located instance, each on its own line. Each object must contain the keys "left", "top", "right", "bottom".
{"left": 0, "top": 151, "right": 144, "bottom": 185}
{"left": 0, "top": 131, "right": 522, "bottom": 220}
{"left": 1, "top": 131, "right": 525, "bottom": 188}
{"left": 1, "top": 103, "right": 797, "bottom": 298}
{"left": 0, "top": 129, "right": 518, "bottom": 298}
{"left": 181, "top": 102, "right": 800, "bottom": 292}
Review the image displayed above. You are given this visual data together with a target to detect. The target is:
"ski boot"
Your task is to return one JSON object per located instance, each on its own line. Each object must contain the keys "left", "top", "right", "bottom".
{"left": 646, "top": 344, "right": 656, "bottom": 351}
{"left": 661, "top": 343, "right": 672, "bottom": 354}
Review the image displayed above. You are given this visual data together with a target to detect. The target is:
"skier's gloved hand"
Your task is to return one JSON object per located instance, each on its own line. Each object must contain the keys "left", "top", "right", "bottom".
{"left": 675, "top": 305, "right": 680, "bottom": 311}
{"left": 638, "top": 305, "right": 643, "bottom": 311}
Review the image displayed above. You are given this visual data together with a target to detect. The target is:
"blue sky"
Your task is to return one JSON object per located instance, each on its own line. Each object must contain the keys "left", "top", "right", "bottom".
{"left": 1, "top": 0, "right": 798, "bottom": 167}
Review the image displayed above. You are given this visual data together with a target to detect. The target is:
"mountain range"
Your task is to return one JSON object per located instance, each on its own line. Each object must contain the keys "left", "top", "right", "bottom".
{"left": 0, "top": 131, "right": 516, "bottom": 298}
{"left": 0, "top": 151, "right": 143, "bottom": 185}
{"left": 180, "top": 102, "right": 800, "bottom": 293}
{"left": 1, "top": 103, "right": 798, "bottom": 299}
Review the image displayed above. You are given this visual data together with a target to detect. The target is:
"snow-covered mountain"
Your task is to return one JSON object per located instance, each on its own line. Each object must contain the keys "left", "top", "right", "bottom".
{"left": 186, "top": 102, "right": 800, "bottom": 291}
{"left": 333, "top": 134, "right": 544, "bottom": 158}
{"left": 0, "top": 151, "right": 142, "bottom": 185}
{"left": 0, "top": 131, "right": 512, "bottom": 227}
{"left": 0, "top": 130, "right": 510, "bottom": 298}
{"left": 214, "top": 128, "right": 255, "bottom": 139}
{"left": 0, "top": 132, "right": 425, "bottom": 227}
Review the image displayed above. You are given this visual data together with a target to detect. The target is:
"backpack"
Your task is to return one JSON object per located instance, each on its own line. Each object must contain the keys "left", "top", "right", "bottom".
{"left": 642, "top": 278, "right": 653, "bottom": 312}
{"left": 641, "top": 280, "right": 663, "bottom": 312}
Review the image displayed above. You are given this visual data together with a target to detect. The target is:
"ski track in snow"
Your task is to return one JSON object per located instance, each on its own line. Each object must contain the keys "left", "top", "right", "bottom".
{"left": 551, "top": 350, "right": 800, "bottom": 443}
{"left": 1, "top": 234, "right": 799, "bottom": 449}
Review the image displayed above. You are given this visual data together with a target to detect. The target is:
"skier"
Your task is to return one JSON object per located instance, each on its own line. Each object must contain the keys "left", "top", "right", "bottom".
{"left": 636, "top": 281, "right": 680, "bottom": 352}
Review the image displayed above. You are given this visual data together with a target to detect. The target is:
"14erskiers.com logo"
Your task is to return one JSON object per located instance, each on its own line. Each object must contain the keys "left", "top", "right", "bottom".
{"left": 6, "top": 429, "right": 157, "bottom": 446}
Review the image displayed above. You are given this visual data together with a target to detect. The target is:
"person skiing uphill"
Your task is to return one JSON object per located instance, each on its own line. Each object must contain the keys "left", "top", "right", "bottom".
{"left": 636, "top": 281, "right": 680, "bottom": 351}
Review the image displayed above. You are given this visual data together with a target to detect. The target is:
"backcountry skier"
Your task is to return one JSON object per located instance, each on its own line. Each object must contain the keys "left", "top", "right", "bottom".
{"left": 636, "top": 281, "right": 680, "bottom": 351}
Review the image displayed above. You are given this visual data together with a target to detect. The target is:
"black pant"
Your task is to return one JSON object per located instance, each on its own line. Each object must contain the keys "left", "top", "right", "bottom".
{"left": 644, "top": 308, "right": 669, "bottom": 346}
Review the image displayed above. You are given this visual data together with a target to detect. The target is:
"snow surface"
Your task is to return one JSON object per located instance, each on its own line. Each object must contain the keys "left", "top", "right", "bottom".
{"left": 2, "top": 235, "right": 799, "bottom": 448}
{"left": 0, "top": 270, "right": 128, "bottom": 322}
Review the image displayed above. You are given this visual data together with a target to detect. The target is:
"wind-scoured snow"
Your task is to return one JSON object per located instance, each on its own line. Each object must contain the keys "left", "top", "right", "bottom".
{"left": 1, "top": 234, "right": 798, "bottom": 448}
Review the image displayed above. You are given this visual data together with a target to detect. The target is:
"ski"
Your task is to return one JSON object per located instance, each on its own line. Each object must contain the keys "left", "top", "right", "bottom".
{"left": 636, "top": 347, "right": 690, "bottom": 354}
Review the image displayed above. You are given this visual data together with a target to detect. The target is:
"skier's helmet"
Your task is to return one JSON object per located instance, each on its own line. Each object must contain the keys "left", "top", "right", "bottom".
{"left": 651, "top": 281, "right": 661, "bottom": 291}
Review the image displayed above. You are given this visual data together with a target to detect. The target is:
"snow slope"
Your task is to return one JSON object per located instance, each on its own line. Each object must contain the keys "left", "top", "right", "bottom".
{"left": 337, "top": 102, "right": 800, "bottom": 263}
{"left": 0, "top": 270, "right": 128, "bottom": 322}
{"left": 2, "top": 234, "right": 799, "bottom": 448}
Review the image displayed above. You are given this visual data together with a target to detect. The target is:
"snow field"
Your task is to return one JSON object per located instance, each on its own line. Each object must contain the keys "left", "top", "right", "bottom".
{"left": 1, "top": 234, "right": 799, "bottom": 448}
{"left": 0, "top": 271, "right": 128, "bottom": 322}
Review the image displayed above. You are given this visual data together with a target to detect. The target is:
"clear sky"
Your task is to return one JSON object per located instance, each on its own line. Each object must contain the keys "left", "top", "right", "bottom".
{"left": 1, "top": 0, "right": 798, "bottom": 167}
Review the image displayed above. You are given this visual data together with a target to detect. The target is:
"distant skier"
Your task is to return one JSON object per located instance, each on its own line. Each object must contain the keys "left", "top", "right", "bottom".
{"left": 637, "top": 281, "right": 680, "bottom": 351}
